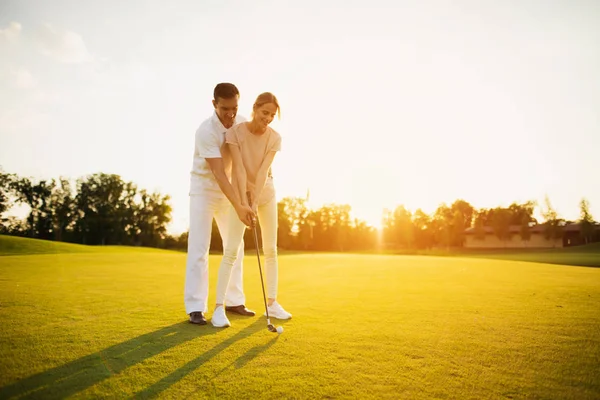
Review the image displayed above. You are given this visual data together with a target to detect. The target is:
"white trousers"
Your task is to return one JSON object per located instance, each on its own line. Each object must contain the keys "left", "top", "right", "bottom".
{"left": 184, "top": 189, "right": 245, "bottom": 314}
{"left": 216, "top": 195, "right": 278, "bottom": 305}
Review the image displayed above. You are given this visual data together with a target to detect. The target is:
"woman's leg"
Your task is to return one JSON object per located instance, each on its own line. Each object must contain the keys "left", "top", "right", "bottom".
{"left": 214, "top": 198, "right": 246, "bottom": 308}
{"left": 215, "top": 205, "right": 247, "bottom": 307}
{"left": 258, "top": 196, "right": 291, "bottom": 320}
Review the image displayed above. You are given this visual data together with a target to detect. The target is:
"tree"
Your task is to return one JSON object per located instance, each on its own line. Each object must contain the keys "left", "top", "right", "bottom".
{"left": 540, "top": 195, "right": 563, "bottom": 242}
{"left": 507, "top": 201, "right": 537, "bottom": 225}
{"left": 0, "top": 169, "right": 18, "bottom": 233}
{"left": 298, "top": 207, "right": 329, "bottom": 251}
{"left": 72, "top": 173, "right": 172, "bottom": 246}
{"left": 430, "top": 202, "right": 472, "bottom": 248}
{"left": 348, "top": 218, "right": 377, "bottom": 250}
{"left": 0, "top": 169, "right": 15, "bottom": 216}
{"left": 431, "top": 203, "right": 453, "bottom": 248}
{"left": 277, "top": 197, "right": 309, "bottom": 249}
{"left": 450, "top": 200, "right": 475, "bottom": 230}
{"left": 473, "top": 211, "right": 487, "bottom": 241}
{"left": 293, "top": 203, "right": 355, "bottom": 251}
{"left": 492, "top": 208, "right": 512, "bottom": 246}
{"left": 412, "top": 208, "right": 433, "bottom": 249}
{"left": 519, "top": 213, "right": 531, "bottom": 243}
{"left": 383, "top": 205, "right": 413, "bottom": 248}
{"left": 0, "top": 216, "right": 27, "bottom": 236}
{"left": 10, "top": 176, "right": 54, "bottom": 239}
{"left": 49, "top": 178, "right": 76, "bottom": 242}
{"left": 331, "top": 204, "right": 352, "bottom": 252}
{"left": 178, "top": 231, "right": 189, "bottom": 250}
{"left": 118, "top": 181, "right": 139, "bottom": 244}
{"left": 298, "top": 209, "right": 319, "bottom": 250}
{"left": 381, "top": 208, "right": 394, "bottom": 245}
{"left": 451, "top": 210, "right": 466, "bottom": 247}
{"left": 444, "top": 200, "right": 475, "bottom": 247}
{"left": 277, "top": 200, "right": 292, "bottom": 249}
{"left": 134, "top": 189, "right": 172, "bottom": 247}
{"left": 73, "top": 173, "right": 127, "bottom": 245}
{"left": 579, "top": 198, "right": 595, "bottom": 244}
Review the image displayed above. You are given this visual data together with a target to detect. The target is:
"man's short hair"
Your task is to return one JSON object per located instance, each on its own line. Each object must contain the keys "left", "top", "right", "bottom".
{"left": 213, "top": 83, "right": 239, "bottom": 101}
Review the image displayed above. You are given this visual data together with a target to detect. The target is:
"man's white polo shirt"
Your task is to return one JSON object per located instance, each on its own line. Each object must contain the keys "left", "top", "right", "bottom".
{"left": 189, "top": 111, "right": 247, "bottom": 195}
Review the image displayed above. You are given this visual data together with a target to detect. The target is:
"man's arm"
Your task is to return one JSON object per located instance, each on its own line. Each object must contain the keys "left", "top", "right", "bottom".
{"left": 196, "top": 123, "right": 252, "bottom": 226}
{"left": 206, "top": 158, "right": 253, "bottom": 226}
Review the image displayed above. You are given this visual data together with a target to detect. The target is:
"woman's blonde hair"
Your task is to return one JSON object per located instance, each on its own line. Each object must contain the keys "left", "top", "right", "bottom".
{"left": 252, "top": 92, "right": 281, "bottom": 119}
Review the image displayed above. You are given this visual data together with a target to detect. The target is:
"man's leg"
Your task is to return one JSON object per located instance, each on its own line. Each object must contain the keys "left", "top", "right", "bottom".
{"left": 215, "top": 205, "right": 246, "bottom": 308}
{"left": 184, "top": 193, "right": 218, "bottom": 317}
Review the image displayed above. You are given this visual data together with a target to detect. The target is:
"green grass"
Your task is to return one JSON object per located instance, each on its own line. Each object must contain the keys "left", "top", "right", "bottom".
{"left": 373, "top": 242, "right": 600, "bottom": 268}
{"left": 447, "top": 243, "right": 600, "bottom": 268}
{"left": 1, "top": 239, "right": 599, "bottom": 399}
{"left": 0, "top": 235, "right": 175, "bottom": 256}
{"left": 0, "top": 235, "right": 95, "bottom": 256}
{"left": 461, "top": 248, "right": 600, "bottom": 268}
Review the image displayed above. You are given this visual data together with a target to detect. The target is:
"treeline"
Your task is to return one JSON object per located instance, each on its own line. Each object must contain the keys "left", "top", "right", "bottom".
{"left": 1, "top": 170, "right": 172, "bottom": 247}
{"left": 276, "top": 197, "right": 597, "bottom": 251}
{"left": 1, "top": 169, "right": 597, "bottom": 251}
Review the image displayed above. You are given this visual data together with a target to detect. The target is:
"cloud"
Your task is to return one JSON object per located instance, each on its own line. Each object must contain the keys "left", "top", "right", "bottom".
{"left": 12, "top": 68, "right": 36, "bottom": 89}
{"left": 35, "top": 23, "right": 92, "bottom": 63}
{"left": 0, "top": 21, "right": 21, "bottom": 42}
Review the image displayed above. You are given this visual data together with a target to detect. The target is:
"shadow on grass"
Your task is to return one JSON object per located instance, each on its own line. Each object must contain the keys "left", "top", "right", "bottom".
{"left": 225, "top": 336, "right": 278, "bottom": 372}
{"left": 133, "top": 318, "right": 269, "bottom": 399}
{"left": 0, "top": 321, "right": 214, "bottom": 400}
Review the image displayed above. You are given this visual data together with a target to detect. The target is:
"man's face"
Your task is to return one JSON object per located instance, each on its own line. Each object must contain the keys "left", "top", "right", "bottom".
{"left": 213, "top": 96, "right": 239, "bottom": 129}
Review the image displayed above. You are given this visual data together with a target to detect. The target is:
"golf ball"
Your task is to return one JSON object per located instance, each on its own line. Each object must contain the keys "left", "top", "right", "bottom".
{"left": 276, "top": 326, "right": 284, "bottom": 334}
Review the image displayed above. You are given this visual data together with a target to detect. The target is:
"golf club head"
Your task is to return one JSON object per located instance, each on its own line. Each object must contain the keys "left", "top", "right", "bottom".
{"left": 267, "top": 324, "right": 277, "bottom": 333}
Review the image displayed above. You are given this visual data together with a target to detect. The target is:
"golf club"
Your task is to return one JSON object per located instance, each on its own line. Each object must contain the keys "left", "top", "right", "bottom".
{"left": 247, "top": 193, "right": 281, "bottom": 334}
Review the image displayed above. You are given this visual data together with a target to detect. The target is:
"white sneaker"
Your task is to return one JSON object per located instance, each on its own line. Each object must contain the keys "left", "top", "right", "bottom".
{"left": 211, "top": 306, "right": 231, "bottom": 327}
{"left": 265, "top": 301, "right": 292, "bottom": 320}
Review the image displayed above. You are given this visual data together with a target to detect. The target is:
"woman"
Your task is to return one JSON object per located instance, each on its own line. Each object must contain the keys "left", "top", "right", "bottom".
{"left": 211, "top": 92, "right": 292, "bottom": 327}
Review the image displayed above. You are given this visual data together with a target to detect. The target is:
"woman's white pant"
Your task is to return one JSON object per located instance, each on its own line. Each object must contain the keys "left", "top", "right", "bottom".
{"left": 216, "top": 195, "right": 278, "bottom": 305}
{"left": 184, "top": 190, "right": 245, "bottom": 314}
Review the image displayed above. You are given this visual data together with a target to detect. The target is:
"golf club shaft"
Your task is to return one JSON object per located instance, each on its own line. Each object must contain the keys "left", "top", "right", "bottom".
{"left": 248, "top": 194, "right": 270, "bottom": 322}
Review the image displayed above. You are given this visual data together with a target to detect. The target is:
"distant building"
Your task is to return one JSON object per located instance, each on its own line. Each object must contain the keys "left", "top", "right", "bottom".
{"left": 464, "top": 222, "right": 600, "bottom": 249}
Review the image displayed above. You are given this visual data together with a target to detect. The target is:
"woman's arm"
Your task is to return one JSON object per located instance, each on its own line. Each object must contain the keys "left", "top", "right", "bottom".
{"left": 252, "top": 150, "right": 277, "bottom": 210}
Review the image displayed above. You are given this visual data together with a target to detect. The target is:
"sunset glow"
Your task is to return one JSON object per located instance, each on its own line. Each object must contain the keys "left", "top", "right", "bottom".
{"left": 1, "top": 1, "right": 599, "bottom": 233}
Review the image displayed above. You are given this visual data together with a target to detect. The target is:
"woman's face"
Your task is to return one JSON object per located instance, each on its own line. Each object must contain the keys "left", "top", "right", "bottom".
{"left": 254, "top": 103, "right": 278, "bottom": 128}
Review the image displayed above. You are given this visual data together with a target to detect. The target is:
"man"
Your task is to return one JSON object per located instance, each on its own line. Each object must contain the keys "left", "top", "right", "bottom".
{"left": 184, "top": 83, "right": 255, "bottom": 325}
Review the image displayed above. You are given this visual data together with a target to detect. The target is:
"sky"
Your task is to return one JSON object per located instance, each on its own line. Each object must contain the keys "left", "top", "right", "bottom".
{"left": 1, "top": 0, "right": 599, "bottom": 233}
